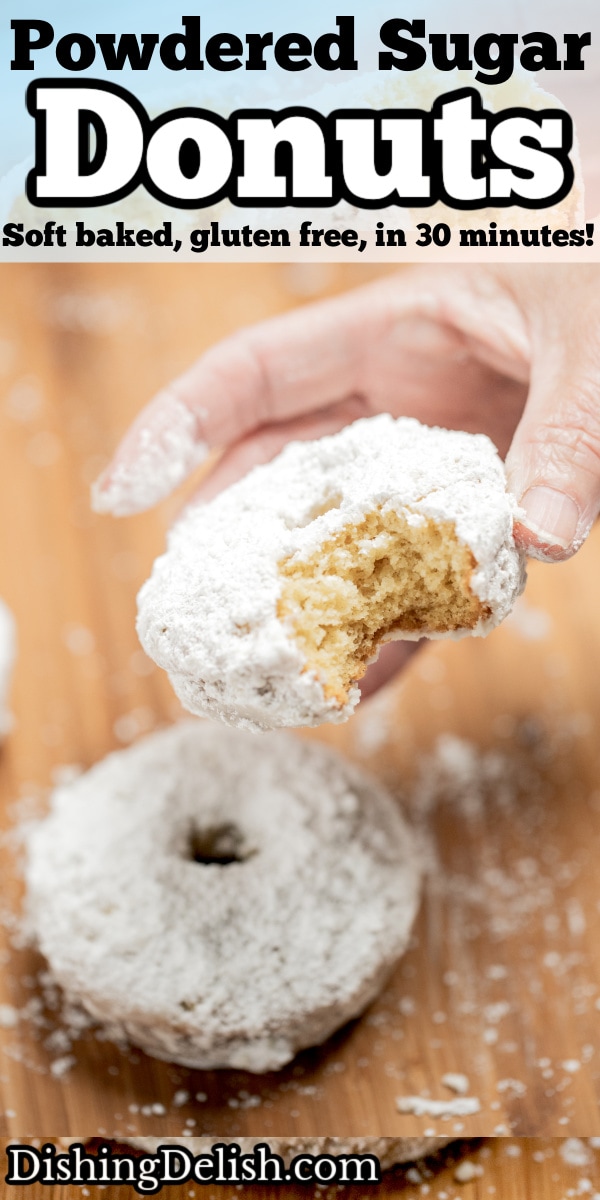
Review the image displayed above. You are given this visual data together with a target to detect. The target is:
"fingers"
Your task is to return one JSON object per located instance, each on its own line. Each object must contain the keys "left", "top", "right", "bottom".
{"left": 92, "top": 277, "right": 403, "bottom": 516}
{"left": 91, "top": 393, "right": 210, "bottom": 517}
{"left": 505, "top": 270, "right": 600, "bottom": 561}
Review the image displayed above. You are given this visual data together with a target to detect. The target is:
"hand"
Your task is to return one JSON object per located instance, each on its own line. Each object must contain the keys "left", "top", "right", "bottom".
{"left": 93, "top": 264, "right": 600, "bottom": 693}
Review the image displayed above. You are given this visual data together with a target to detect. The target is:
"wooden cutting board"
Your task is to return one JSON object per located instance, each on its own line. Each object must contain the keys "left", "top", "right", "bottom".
{"left": 1, "top": 263, "right": 600, "bottom": 1138}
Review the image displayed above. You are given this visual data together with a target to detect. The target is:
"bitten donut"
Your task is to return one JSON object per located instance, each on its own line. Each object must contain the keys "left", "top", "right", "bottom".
{"left": 25, "top": 721, "right": 421, "bottom": 1073}
{"left": 0, "top": 599, "right": 16, "bottom": 737}
{"left": 137, "top": 415, "right": 525, "bottom": 732}
{"left": 78, "top": 1138, "right": 453, "bottom": 1169}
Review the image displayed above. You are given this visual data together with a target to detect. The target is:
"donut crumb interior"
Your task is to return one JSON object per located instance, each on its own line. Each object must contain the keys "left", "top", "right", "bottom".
{"left": 278, "top": 508, "right": 486, "bottom": 704}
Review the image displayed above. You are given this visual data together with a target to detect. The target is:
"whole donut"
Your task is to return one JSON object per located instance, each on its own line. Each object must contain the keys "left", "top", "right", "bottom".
{"left": 26, "top": 722, "right": 421, "bottom": 1073}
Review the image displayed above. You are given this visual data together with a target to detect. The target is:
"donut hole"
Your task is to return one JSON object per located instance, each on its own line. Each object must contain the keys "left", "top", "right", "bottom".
{"left": 188, "top": 822, "right": 250, "bottom": 866}
{"left": 278, "top": 507, "right": 488, "bottom": 705}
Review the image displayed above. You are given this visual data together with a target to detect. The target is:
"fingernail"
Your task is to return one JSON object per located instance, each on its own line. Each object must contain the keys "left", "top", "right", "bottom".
{"left": 519, "top": 486, "right": 580, "bottom": 550}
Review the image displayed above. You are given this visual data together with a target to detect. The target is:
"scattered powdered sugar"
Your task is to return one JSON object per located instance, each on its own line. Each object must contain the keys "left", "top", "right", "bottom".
{"left": 454, "top": 1160, "right": 484, "bottom": 1183}
{"left": 62, "top": 624, "right": 96, "bottom": 657}
{"left": 4, "top": 375, "right": 43, "bottom": 422}
{"left": 3, "top": 702, "right": 598, "bottom": 1135}
{"left": 49, "top": 1053, "right": 77, "bottom": 1078}
{"left": 50, "top": 764, "right": 84, "bottom": 788}
{"left": 441, "top": 1072, "right": 470, "bottom": 1095}
{"left": 0, "top": 598, "right": 16, "bottom": 736}
{"left": 353, "top": 687, "right": 396, "bottom": 754}
{"left": 42, "top": 288, "right": 133, "bottom": 336}
{"left": 92, "top": 395, "right": 208, "bottom": 517}
{"left": 496, "top": 1078, "right": 527, "bottom": 1097}
{"left": 409, "top": 733, "right": 513, "bottom": 822}
{"left": 561, "top": 1140, "right": 594, "bottom": 1168}
{"left": 24, "top": 721, "right": 422, "bottom": 1074}
{"left": 112, "top": 706, "right": 156, "bottom": 744}
{"left": 137, "top": 415, "right": 525, "bottom": 731}
{"left": 0, "top": 1003, "right": 18, "bottom": 1028}
{"left": 0, "top": 957, "right": 96, "bottom": 1081}
{"left": 409, "top": 725, "right": 594, "bottom": 943}
{"left": 506, "top": 596, "right": 553, "bottom": 640}
{"left": 396, "top": 1095, "right": 481, "bottom": 1117}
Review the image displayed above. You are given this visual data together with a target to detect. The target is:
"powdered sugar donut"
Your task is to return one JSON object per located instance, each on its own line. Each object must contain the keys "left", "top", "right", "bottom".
{"left": 0, "top": 599, "right": 16, "bottom": 736}
{"left": 25, "top": 721, "right": 421, "bottom": 1073}
{"left": 137, "top": 415, "right": 525, "bottom": 732}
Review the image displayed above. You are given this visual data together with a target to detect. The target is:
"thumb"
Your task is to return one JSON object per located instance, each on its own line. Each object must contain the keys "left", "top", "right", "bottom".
{"left": 506, "top": 353, "right": 600, "bottom": 563}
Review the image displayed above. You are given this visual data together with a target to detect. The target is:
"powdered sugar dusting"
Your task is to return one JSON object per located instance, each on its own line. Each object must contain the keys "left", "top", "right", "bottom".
{"left": 506, "top": 596, "right": 553, "bottom": 641}
{"left": 24, "top": 721, "right": 421, "bottom": 1074}
{"left": 92, "top": 396, "right": 208, "bottom": 516}
{"left": 454, "top": 1160, "right": 484, "bottom": 1182}
{"left": 396, "top": 1095, "right": 481, "bottom": 1117}
{"left": 561, "top": 1140, "right": 594, "bottom": 1168}
{"left": 137, "top": 415, "right": 525, "bottom": 731}
{"left": 441, "top": 1072, "right": 470, "bottom": 1095}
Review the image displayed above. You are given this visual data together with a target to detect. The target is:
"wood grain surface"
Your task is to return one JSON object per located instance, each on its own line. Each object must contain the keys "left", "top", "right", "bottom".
{"left": 2, "top": 1138, "right": 600, "bottom": 1200}
{"left": 1, "top": 264, "right": 600, "bottom": 1138}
